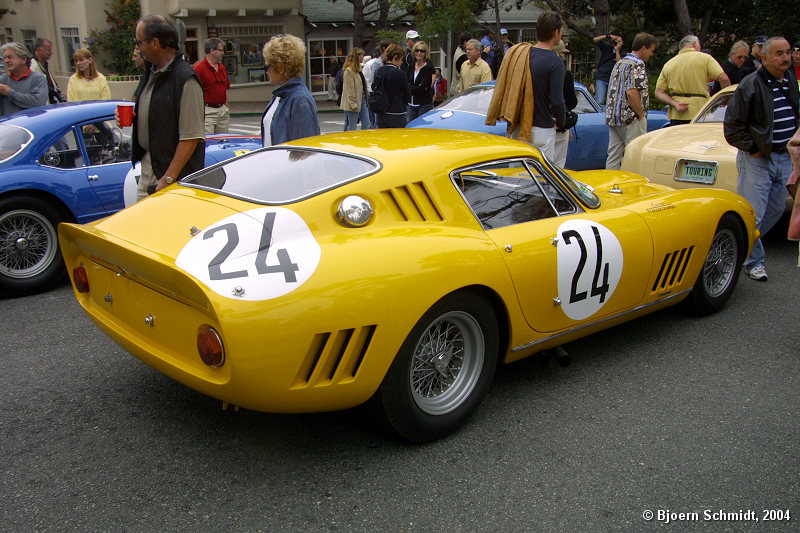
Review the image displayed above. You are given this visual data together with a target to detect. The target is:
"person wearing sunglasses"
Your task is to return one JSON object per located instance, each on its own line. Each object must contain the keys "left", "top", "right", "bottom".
{"left": 792, "top": 41, "right": 800, "bottom": 81}
{"left": 711, "top": 40, "right": 749, "bottom": 96}
{"left": 407, "top": 41, "right": 435, "bottom": 122}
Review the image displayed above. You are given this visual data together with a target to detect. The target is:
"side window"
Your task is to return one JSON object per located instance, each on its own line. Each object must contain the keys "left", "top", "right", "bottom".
{"left": 38, "top": 130, "right": 84, "bottom": 169}
{"left": 81, "top": 120, "right": 132, "bottom": 166}
{"left": 454, "top": 160, "right": 558, "bottom": 230}
{"left": 525, "top": 159, "right": 576, "bottom": 215}
{"left": 573, "top": 89, "right": 597, "bottom": 114}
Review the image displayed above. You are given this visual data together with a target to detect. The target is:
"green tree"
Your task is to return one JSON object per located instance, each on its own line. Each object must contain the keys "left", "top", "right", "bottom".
{"left": 85, "top": 0, "right": 140, "bottom": 76}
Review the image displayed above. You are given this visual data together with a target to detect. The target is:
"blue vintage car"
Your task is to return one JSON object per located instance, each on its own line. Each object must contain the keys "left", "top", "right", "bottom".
{"left": 406, "top": 81, "right": 669, "bottom": 171}
{"left": 0, "top": 100, "right": 262, "bottom": 296}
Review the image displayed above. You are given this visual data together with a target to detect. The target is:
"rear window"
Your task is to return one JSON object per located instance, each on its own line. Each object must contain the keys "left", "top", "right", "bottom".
{"left": 182, "top": 147, "right": 379, "bottom": 204}
{"left": 0, "top": 124, "right": 33, "bottom": 163}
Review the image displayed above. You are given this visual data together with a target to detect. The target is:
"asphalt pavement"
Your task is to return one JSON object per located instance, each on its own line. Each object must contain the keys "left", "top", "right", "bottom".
{"left": 1, "top": 228, "right": 799, "bottom": 531}
{"left": 229, "top": 96, "right": 340, "bottom": 116}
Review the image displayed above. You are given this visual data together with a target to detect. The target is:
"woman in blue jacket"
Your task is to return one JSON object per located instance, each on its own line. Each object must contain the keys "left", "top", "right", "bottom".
{"left": 261, "top": 34, "right": 320, "bottom": 146}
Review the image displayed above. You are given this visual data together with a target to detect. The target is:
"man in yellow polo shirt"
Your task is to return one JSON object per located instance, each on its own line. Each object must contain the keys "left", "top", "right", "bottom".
{"left": 655, "top": 35, "right": 730, "bottom": 126}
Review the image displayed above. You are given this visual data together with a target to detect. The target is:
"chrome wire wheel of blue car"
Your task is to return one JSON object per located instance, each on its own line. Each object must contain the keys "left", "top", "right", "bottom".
{"left": 378, "top": 292, "right": 499, "bottom": 442}
{"left": 689, "top": 213, "right": 744, "bottom": 315}
{"left": 0, "top": 197, "right": 66, "bottom": 296}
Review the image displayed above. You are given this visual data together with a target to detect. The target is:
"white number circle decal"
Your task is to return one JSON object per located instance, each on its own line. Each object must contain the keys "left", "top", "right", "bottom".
{"left": 123, "top": 162, "right": 141, "bottom": 207}
{"left": 176, "top": 207, "right": 321, "bottom": 301}
{"left": 556, "top": 219, "right": 623, "bottom": 320}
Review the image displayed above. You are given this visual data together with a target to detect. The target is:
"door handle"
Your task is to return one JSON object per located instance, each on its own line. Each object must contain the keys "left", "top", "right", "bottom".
{"left": 88, "top": 174, "right": 99, "bottom": 181}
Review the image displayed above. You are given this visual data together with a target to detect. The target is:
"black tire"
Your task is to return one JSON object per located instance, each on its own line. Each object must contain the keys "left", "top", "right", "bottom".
{"left": 687, "top": 213, "right": 744, "bottom": 315}
{"left": 378, "top": 292, "right": 499, "bottom": 442}
{"left": 0, "top": 196, "right": 67, "bottom": 297}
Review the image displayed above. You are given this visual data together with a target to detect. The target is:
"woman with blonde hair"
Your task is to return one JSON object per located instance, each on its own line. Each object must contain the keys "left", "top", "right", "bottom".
{"left": 261, "top": 34, "right": 320, "bottom": 146}
{"left": 67, "top": 48, "right": 111, "bottom": 101}
{"left": 339, "top": 47, "right": 370, "bottom": 130}
{"left": 406, "top": 40, "right": 435, "bottom": 122}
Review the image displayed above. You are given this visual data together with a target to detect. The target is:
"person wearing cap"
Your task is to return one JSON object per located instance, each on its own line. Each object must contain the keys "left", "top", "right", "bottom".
{"left": 604, "top": 33, "right": 659, "bottom": 170}
{"left": 792, "top": 40, "right": 800, "bottom": 80}
{"left": 500, "top": 29, "right": 510, "bottom": 53}
{"left": 0, "top": 42, "right": 48, "bottom": 116}
{"left": 403, "top": 30, "right": 420, "bottom": 74}
{"left": 741, "top": 35, "right": 767, "bottom": 77}
{"left": 654, "top": 35, "right": 730, "bottom": 126}
{"left": 724, "top": 36, "right": 799, "bottom": 282}
{"left": 552, "top": 40, "right": 577, "bottom": 168}
{"left": 711, "top": 40, "right": 750, "bottom": 95}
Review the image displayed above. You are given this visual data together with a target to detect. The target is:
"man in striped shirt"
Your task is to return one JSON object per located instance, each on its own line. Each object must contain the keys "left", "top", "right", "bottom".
{"left": 724, "top": 37, "right": 799, "bottom": 281}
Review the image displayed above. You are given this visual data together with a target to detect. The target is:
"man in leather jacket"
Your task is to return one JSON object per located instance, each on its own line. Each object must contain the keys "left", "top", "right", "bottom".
{"left": 724, "top": 37, "right": 799, "bottom": 281}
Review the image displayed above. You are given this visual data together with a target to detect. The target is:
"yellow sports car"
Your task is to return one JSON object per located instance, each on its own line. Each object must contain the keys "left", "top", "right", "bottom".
{"left": 621, "top": 85, "right": 737, "bottom": 191}
{"left": 59, "top": 130, "right": 756, "bottom": 442}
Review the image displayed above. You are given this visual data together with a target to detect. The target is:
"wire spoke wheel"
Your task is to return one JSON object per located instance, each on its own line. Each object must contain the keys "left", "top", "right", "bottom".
{"left": 702, "top": 227, "right": 737, "bottom": 298}
{"left": 688, "top": 213, "right": 744, "bottom": 315}
{"left": 378, "top": 292, "right": 499, "bottom": 442}
{"left": 410, "top": 310, "right": 484, "bottom": 415}
{"left": 0, "top": 208, "right": 58, "bottom": 279}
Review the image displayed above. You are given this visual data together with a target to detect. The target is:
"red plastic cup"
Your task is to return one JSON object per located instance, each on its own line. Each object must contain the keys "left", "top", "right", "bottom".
{"left": 117, "top": 103, "right": 134, "bottom": 127}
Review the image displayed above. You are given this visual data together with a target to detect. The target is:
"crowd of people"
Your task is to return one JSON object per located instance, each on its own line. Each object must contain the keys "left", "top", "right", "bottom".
{"left": 1, "top": 14, "right": 799, "bottom": 275}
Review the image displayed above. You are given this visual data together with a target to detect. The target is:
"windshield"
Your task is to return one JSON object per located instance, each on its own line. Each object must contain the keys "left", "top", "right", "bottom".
{"left": 182, "top": 147, "right": 379, "bottom": 204}
{"left": 694, "top": 93, "right": 733, "bottom": 123}
{"left": 440, "top": 85, "right": 494, "bottom": 114}
{"left": 0, "top": 124, "right": 33, "bottom": 163}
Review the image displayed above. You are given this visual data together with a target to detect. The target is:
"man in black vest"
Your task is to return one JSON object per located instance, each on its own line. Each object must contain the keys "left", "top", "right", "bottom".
{"left": 129, "top": 14, "right": 204, "bottom": 200}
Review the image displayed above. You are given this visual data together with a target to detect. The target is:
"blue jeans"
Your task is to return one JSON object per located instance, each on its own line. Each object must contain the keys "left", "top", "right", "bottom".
{"left": 407, "top": 102, "right": 433, "bottom": 124}
{"left": 344, "top": 96, "right": 371, "bottom": 131}
{"left": 736, "top": 150, "right": 792, "bottom": 268}
{"left": 595, "top": 79, "right": 608, "bottom": 105}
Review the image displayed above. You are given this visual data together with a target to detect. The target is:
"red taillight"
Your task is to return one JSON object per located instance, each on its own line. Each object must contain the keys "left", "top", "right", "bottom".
{"left": 73, "top": 265, "right": 90, "bottom": 293}
{"left": 197, "top": 327, "right": 225, "bottom": 367}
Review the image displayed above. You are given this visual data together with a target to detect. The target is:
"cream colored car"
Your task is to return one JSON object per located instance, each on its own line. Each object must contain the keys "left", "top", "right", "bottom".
{"left": 622, "top": 85, "right": 737, "bottom": 192}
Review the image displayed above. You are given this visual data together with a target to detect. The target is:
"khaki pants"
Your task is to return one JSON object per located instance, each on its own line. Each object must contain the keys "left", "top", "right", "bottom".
{"left": 606, "top": 117, "right": 647, "bottom": 170}
{"left": 204, "top": 104, "right": 230, "bottom": 134}
{"left": 136, "top": 152, "right": 156, "bottom": 201}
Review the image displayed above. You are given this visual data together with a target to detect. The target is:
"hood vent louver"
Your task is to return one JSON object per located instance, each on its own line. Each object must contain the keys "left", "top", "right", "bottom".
{"left": 652, "top": 246, "right": 694, "bottom": 293}
{"left": 381, "top": 181, "right": 444, "bottom": 222}
{"left": 292, "top": 325, "right": 376, "bottom": 388}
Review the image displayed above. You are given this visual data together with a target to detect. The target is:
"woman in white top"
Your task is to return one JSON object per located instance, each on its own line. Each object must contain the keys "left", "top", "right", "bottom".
{"left": 67, "top": 48, "right": 111, "bottom": 102}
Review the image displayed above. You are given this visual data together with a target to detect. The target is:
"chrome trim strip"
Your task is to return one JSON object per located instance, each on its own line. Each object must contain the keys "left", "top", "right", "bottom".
{"left": 510, "top": 289, "right": 692, "bottom": 353}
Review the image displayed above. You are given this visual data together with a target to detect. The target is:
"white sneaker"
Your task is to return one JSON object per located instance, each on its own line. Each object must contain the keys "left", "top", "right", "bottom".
{"left": 745, "top": 265, "right": 768, "bottom": 281}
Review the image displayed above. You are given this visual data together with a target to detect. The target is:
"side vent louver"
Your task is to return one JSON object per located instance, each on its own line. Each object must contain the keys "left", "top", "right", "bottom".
{"left": 652, "top": 246, "right": 694, "bottom": 292}
{"left": 380, "top": 181, "right": 444, "bottom": 222}
{"left": 292, "top": 325, "right": 376, "bottom": 388}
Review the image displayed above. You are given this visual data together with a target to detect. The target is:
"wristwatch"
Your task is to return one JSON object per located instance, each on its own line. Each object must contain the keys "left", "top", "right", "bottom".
{"left": 163, "top": 176, "right": 175, "bottom": 185}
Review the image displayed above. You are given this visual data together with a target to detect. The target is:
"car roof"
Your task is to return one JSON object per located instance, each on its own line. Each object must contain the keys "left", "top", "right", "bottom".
{"left": 284, "top": 128, "right": 537, "bottom": 167}
{"left": 0, "top": 100, "right": 124, "bottom": 134}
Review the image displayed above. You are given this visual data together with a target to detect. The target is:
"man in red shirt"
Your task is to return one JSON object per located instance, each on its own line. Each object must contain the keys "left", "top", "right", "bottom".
{"left": 194, "top": 37, "right": 230, "bottom": 133}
